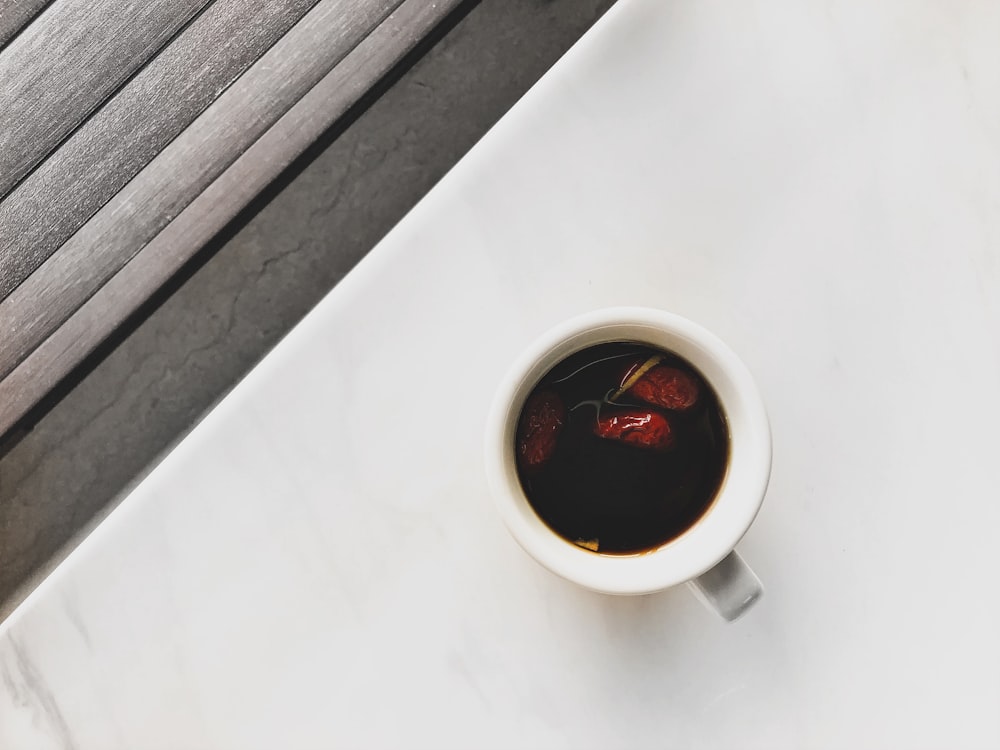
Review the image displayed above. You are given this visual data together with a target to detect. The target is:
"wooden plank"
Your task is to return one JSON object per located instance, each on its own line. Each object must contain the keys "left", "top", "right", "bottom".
{"left": 0, "top": 0, "right": 468, "bottom": 438}
{"left": 0, "top": 0, "right": 402, "bottom": 381}
{"left": 0, "top": 0, "right": 213, "bottom": 201}
{"left": 0, "top": 0, "right": 322, "bottom": 300}
{"left": 0, "top": 0, "right": 51, "bottom": 49}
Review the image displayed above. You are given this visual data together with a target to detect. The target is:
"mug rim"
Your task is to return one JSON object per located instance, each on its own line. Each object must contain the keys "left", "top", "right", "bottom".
{"left": 484, "top": 307, "right": 771, "bottom": 595}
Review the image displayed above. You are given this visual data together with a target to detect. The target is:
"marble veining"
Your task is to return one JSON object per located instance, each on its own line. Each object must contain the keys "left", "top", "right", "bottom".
{"left": 2, "top": 636, "right": 76, "bottom": 749}
{"left": 2, "top": 0, "right": 1000, "bottom": 746}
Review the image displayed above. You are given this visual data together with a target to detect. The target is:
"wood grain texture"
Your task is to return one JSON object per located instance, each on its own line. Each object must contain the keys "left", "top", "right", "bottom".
{"left": 0, "top": 0, "right": 212, "bottom": 202}
{"left": 0, "top": 0, "right": 322, "bottom": 300}
{"left": 0, "top": 0, "right": 466, "bottom": 438}
{"left": 0, "top": 0, "right": 401, "bottom": 382}
{"left": 0, "top": 0, "right": 50, "bottom": 48}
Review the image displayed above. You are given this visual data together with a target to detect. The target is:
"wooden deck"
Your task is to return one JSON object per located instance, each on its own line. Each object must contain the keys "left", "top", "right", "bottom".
{"left": 0, "top": 0, "right": 468, "bottom": 439}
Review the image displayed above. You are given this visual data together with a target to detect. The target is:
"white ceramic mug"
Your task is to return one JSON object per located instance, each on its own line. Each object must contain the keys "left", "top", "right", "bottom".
{"left": 485, "top": 307, "right": 771, "bottom": 620}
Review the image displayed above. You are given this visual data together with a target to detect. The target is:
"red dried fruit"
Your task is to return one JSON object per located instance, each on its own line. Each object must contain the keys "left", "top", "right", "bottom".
{"left": 630, "top": 365, "right": 700, "bottom": 411}
{"left": 516, "top": 390, "right": 566, "bottom": 472}
{"left": 593, "top": 408, "right": 674, "bottom": 451}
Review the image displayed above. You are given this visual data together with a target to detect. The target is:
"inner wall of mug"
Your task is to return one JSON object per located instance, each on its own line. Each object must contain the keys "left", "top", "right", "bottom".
{"left": 492, "top": 312, "right": 770, "bottom": 594}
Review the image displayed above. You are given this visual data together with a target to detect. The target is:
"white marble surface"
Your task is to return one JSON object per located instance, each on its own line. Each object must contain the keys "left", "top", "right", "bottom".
{"left": 3, "top": 0, "right": 1000, "bottom": 746}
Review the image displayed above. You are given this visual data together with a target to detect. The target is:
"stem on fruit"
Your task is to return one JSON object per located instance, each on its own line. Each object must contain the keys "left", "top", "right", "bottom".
{"left": 609, "top": 354, "right": 662, "bottom": 402}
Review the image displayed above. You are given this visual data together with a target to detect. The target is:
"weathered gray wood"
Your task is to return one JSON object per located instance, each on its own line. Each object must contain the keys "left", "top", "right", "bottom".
{"left": 0, "top": 0, "right": 321, "bottom": 300}
{"left": 0, "top": 0, "right": 213, "bottom": 201}
{"left": 0, "top": 0, "right": 402, "bottom": 381}
{"left": 0, "top": 0, "right": 466, "bottom": 437}
{"left": 0, "top": 0, "right": 50, "bottom": 48}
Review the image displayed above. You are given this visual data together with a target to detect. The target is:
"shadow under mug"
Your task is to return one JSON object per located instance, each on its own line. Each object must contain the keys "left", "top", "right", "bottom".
{"left": 484, "top": 307, "right": 771, "bottom": 620}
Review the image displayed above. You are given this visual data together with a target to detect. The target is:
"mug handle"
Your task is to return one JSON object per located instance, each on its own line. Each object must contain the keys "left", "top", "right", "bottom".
{"left": 688, "top": 550, "right": 762, "bottom": 621}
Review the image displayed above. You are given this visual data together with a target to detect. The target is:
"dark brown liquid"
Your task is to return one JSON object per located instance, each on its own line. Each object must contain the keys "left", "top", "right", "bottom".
{"left": 515, "top": 342, "right": 729, "bottom": 554}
